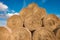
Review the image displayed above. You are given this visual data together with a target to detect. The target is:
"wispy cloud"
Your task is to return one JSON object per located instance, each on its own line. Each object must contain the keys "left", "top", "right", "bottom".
{"left": 0, "top": 20, "right": 6, "bottom": 26}
{"left": 6, "top": 12, "right": 19, "bottom": 17}
{"left": 0, "top": 2, "right": 8, "bottom": 20}
{"left": 0, "top": 2, "right": 19, "bottom": 18}
{"left": 0, "top": 2, "right": 8, "bottom": 11}
{"left": 56, "top": 15, "right": 60, "bottom": 18}
{"left": 0, "top": 2, "right": 19, "bottom": 26}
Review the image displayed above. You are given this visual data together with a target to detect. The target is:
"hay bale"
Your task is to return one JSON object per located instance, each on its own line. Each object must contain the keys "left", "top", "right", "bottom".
{"left": 0, "top": 27, "right": 11, "bottom": 40}
{"left": 56, "top": 29, "right": 60, "bottom": 40}
{"left": 24, "top": 16, "right": 42, "bottom": 31}
{"left": 33, "top": 7, "right": 46, "bottom": 19}
{"left": 19, "top": 8, "right": 32, "bottom": 22}
{"left": 28, "top": 3, "right": 46, "bottom": 19}
{"left": 33, "top": 27, "right": 57, "bottom": 40}
{"left": 43, "top": 14, "right": 59, "bottom": 31}
{"left": 11, "top": 27, "right": 31, "bottom": 40}
{"left": 7, "top": 15, "right": 23, "bottom": 30}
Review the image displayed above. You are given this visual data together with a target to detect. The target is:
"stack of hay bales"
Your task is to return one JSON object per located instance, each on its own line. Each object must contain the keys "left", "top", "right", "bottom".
{"left": 33, "top": 27, "right": 56, "bottom": 40}
{"left": 0, "top": 3, "right": 60, "bottom": 40}
{"left": 20, "top": 3, "right": 46, "bottom": 31}
{"left": 19, "top": 3, "right": 60, "bottom": 40}
{"left": 7, "top": 15, "right": 31, "bottom": 40}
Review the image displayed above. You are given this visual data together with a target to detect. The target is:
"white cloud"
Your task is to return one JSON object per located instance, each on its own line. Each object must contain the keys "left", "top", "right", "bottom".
{"left": 56, "top": 15, "right": 60, "bottom": 18}
{"left": 0, "top": 20, "right": 6, "bottom": 26}
{"left": 0, "top": 2, "right": 19, "bottom": 18}
{"left": 7, "top": 10, "right": 15, "bottom": 13}
{"left": 11, "top": 10, "right": 15, "bottom": 13}
{"left": 6, "top": 12, "right": 19, "bottom": 17}
{"left": 0, "top": 2, "right": 8, "bottom": 11}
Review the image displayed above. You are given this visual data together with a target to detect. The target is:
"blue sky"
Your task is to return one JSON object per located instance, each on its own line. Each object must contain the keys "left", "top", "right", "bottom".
{"left": 0, "top": 0, "right": 60, "bottom": 26}
{"left": 0, "top": 0, "right": 60, "bottom": 14}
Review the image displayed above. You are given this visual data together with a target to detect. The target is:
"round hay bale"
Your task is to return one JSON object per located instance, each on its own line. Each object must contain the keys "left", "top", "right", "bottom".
{"left": 33, "top": 27, "right": 57, "bottom": 40}
{"left": 7, "top": 15, "right": 23, "bottom": 30}
{"left": 0, "top": 27, "right": 11, "bottom": 40}
{"left": 19, "top": 8, "right": 32, "bottom": 22}
{"left": 24, "top": 16, "right": 42, "bottom": 31}
{"left": 28, "top": 3, "right": 46, "bottom": 19}
{"left": 11, "top": 27, "right": 31, "bottom": 40}
{"left": 33, "top": 7, "right": 46, "bottom": 19}
{"left": 43, "top": 14, "right": 59, "bottom": 31}
{"left": 56, "top": 29, "right": 60, "bottom": 40}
